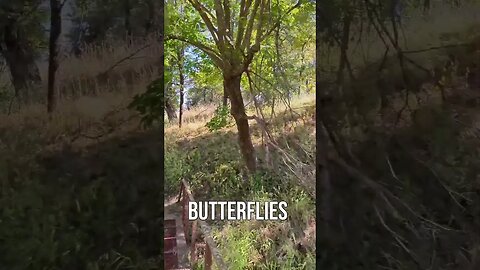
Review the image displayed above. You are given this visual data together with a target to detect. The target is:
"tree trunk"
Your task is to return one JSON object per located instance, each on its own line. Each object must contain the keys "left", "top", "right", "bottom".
{"left": 47, "top": 0, "right": 63, "bottom": 113}
{"left": 334, "top": 13, "right": 359, "bottom": 165}
{"left": 223, "top": 89, "right": 228, "bottom": 107}
{"left": 451, "top": 0, "right": 460, "bottom": 8}
{"left": 177, "top": 47, "right": 185, "bottom": 128}
{"left": 423, "top": 0, "right": 430, "bottom": 14}
{"left": 224, "top": 74, "right": 256, "bottom": 172}
{"left": 318, "top": 121, "right": 333, "bottom": 235}
{"left": 178, "top": 68, "right": 184, "bottom": 128}
{"left": 1, "top": 19, "right": 41, "bottom": 104}
{"left": 165, "top": 96, "right": 177, "bottom": 121}
{"left": 144, "top": 0, "right": 155, "bottom": 34}
{"left": 124, "top": 0, "right": 132, "bottom": 39}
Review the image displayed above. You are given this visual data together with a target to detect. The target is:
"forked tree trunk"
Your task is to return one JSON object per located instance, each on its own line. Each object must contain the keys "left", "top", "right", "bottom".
{"left": 224, "top": 74, "right": 256, "bottom": 172}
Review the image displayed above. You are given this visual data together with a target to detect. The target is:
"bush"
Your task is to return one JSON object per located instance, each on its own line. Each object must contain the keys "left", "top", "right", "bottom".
{"left": 205, "top": 105, "right": 232, "bottom": 132}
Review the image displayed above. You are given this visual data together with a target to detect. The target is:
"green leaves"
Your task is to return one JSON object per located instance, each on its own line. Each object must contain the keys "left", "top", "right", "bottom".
{"left": 128, "top": 78, "right": 164, "bottom": 128}
{"left": 205, "top": 105, "right": 232, "bottom": 132}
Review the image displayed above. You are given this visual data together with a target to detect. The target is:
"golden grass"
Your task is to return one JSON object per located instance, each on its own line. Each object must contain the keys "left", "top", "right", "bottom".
{"left": 0, "top": 35, "right": 164, "bottom": 152}
{"left": 0, "top": 89, "right": 141, "bottom": 153}
{"left": 1, "top": 35, "right": 162, "bottom": 107}
{"left": 165, "top": 92, "right": 316, "bottom": 135}
{"left": 318, "top": 1, "right": 480, "bottom": 77}
{"left": 57, "top": 36, "right": 162, "bottom": 80}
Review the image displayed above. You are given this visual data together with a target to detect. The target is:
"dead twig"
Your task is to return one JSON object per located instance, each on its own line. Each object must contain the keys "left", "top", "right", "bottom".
{"left": 98, "top": 43, "right": 153, "bottom": 77}
{"left": 403, "top": 43, "right": 471, "bottom": 55}
{"left": 328, "top": 153, "right": 456, "bottom": 232}
{"left": 375, "top": 206, "right": 423, "bottom": 268}
{"left": 386, "top": 154, "right": 401, "bottom": 182}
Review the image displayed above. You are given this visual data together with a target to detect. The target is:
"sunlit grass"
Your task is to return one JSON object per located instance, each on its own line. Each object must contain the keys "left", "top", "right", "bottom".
{"left": 164, "top": 92, "right": 316, "bottom": 269}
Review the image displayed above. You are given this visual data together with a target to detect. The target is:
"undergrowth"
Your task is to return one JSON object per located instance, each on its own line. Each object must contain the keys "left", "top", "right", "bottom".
{"left": 164, "top": 98, "right": 316, "bottom": 269}
{"left": 0, "top": 93, "right": 163, "bottom": 269}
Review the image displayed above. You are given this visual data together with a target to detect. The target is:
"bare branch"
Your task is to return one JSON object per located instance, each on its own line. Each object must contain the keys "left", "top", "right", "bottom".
{"left": 403, "top": 43, "right": 471, "bottom": 54}
{"left": 99, "top": 43, "right": 152, "bottom": 76}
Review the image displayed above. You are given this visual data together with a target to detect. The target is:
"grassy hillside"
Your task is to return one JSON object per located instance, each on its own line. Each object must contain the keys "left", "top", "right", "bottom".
{"left": 0, "top": 39, "right": 164, "bottom": 269}
{"left": 165, "top": 94, "right": 316, "bottom": 269}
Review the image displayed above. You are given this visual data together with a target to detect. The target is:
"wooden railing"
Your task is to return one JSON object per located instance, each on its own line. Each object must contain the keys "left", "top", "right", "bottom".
{"left": 177, "top": 179, "right": 228, "bottom": 270}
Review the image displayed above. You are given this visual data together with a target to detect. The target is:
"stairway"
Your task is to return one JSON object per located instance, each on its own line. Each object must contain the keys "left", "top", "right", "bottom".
{"left": 164, "top": 198, "right": 190, "bottom": 270}
{"left": 164, "top": 219, "right": 179, "bottom": 269}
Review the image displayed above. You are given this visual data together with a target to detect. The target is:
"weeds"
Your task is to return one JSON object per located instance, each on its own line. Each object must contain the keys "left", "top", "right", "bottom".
{"left": 164, "top": 94, "right": 316, "bottom": 269}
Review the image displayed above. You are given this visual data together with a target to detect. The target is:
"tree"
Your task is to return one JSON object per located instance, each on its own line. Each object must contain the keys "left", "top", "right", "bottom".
{"left": 189, "top": 56, "right": 223, "bottom": 106}
{"left": 167, "top": 0, "right": 304, "bottom": 172}
{"left": 0, "top": 0, "right": 44, "bottom": 104}
{"left": 176, "top": 46, "right": 185, "bottom": 128}
{"left": 68, "top": 0, "right": 161, "bottom": 55}
{"left": 123, "top": 0, "right": 132, "bottom": 39}
{"left": 47, "top": 0, "right": 65, "bottom": 113}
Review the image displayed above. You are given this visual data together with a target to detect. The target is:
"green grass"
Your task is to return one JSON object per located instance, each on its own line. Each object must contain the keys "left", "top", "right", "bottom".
{"left": 164, "top": 97, "right": 316, "bottom": 269}
{"left": 0, "top": 118, "right": 163, "bottom": 269}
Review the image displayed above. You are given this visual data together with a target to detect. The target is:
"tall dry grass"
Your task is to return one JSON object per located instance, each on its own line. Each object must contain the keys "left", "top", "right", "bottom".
{"left": 0, "top": 36, "right": 162, "bottom": 151}
{"left": 1, "top": 34, "right": 161, "bottom": 111}
{"left": 318, "top": 1, "right": 480, "bottom": 78}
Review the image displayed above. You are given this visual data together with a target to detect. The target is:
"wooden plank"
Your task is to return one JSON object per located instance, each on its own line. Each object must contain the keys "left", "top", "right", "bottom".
{"left": 179, "top": 179, "right": 228, "bottom": 270}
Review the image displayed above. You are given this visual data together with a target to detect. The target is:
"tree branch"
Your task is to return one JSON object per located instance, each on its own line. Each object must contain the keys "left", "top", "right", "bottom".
{"left": 253, "top": 0, "right": 266, "bottom": 48}
{"left": 235, "top": 0, "right": 252, "bottom": 48}
{"left": 165, "top": 34, "right": 224, "bottom": 68}
{"left": 214, "top": 0, "right": 227, "bottom": 47}
{"left": 240, "top": 0, "right": 262, "bottom": 51}
{"left": 223, "top": 0, "right": 232, "bottom": 39}
{"left": 259, "top": 0, "right": 302, "bottom": 43}
{"left": 402, "top": 43, "right": 471, "bottom": 54}
{"left": 186, "top": 0, "right": 221, "bottom": 45}
{"left": 99, "top": 43, "right": 152, "bottom": 76}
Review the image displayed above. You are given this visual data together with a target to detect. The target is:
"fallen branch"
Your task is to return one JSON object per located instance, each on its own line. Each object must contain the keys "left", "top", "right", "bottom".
{"left": 375, "top": 206, "right": 423, "bottom": 268}
{"left": 402, "top": 43, "right": 471, "bottom": 55}
{"left": 98, "top": 43, "right": 153, "bottom": 77}
{"left": 328, "top": 153, "right": 455, "bottom": 232}
{"left": 70, "top": 113, "right": 138, "bottom": 143}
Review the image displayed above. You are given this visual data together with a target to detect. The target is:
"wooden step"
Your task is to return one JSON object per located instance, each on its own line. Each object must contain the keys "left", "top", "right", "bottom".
{"left": 164, "top": 202, "right": 190, "bottom": 269}
{"left": 165, "top": 226, "right": 176, "bottom": 238}
{"left": 164, "top": 219, "right": 176, "bottom": 228}
{"left": 164, "top": 252, "right": 179, "bottom": 269}
{"left": 164, "top": 234, "right": 178, "bottom": 269}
